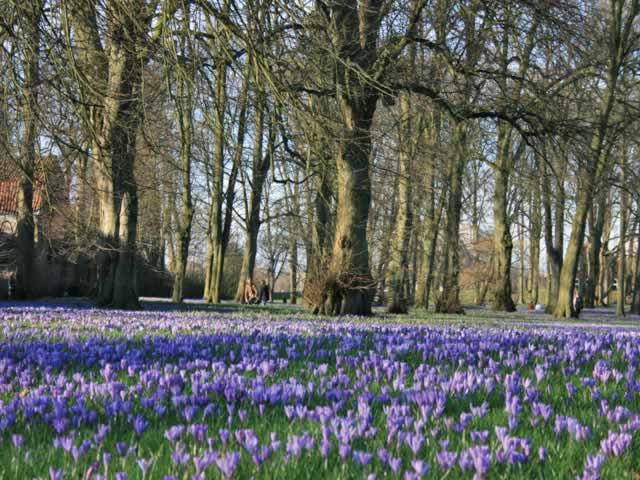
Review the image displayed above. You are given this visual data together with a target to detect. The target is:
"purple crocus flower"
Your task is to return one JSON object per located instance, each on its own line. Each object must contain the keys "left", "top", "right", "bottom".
{"left": 458, "top": 451, "right": 473, "bottom": 471}
{"left": 353, "top": 451, "right": 373, "bottom": 466}
{"left": 600, "top": 431, "right": 632, "bottom": 457}
{"left": 436, "top": 450, "right": 457, "bottom": 470}
{"left": 215, "top": 451, "right": 241, "bottom": 479}
{"left": 136, "top": 458, "right": 152, "bottom": 476}
{"left": 411, "top": 459, "right": 430, "bottom": 476}
{"left": 338, "top": 442, "right": 351, "bottom": 461}
{"left": 189, "top": 424, "right": 208, "bottom": 443}
{"left": 165, "top": 425, "right": 185, "bottom": 443}
{"left": 132, "top": 415, "right": 149, "bottom": 437}
{"left": 470, "top": 430, "right": 489, "bottom": 444}
{"left": 405, "top": 432, "right": 424, "bottom": 456}
{"left": 11, "top": 434, "right": 24, "bottom": 449}
{"left": 377, "top": 447, "right": 389, "bottom": 464}
{"left": 389, "top": 457, "right": 402, "bottom": 474}
{"left": 49, "top": 468, "right": 64, "bottom": 480}
{"left": 171, "top": 443, "right": 190, "bottom": 466}
{"left": 219, "top": 429, "right": 231, "bottom": 446}
{"left": 538, "top": 447, "right": 547, "bottom": 463}
{"left": 468, "top": 445, "right": 491, "bottom": 475}
{"left": 115, "top": 442, "right": 128, "bottom": 456}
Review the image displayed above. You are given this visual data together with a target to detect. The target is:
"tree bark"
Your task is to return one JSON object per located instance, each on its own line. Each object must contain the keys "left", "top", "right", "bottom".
{"left": 529, "top": 186, "right": 541, "bottom": 304}
{"left": 436, "top": 122, "right": 466, "bottom": 314}
{"left": 553, "top": 0, "right": 636, "bottom": 318}
{"left": 14, "top": 0, "right": 42, "bottom": 299}
{"left": 317, "top": 3, "right": 380, "bottom": 315}
{"left": 386, "top": 94, "right": 413, "bottom": 314}
{"left": 233, "top": 94, "right": 271, "bottom": 302}
{"left": 631, "top": 216, "right": 640, "bottom": 314}
{"left": 584, "top": 192, "right": 607, "bottom": 307}
{"left": 491, "top": 123, "right": 516, "bottom": 312}
{"left": 171, "top": 20, "right": 195, "bottom": 303}
{"left": 517, "top": 214, "right": 526, "bottom": 305}
{"left": 616, "top": 145, "right": 627, "bottom": 317}
{"left": 541, "top": 146, "right": 565, "bottom": 312}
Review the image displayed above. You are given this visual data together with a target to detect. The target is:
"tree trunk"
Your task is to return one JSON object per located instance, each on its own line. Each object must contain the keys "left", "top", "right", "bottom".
{"left": 616, "top": 146, "right": 627, "bottom": 317}
{"left": 436, "top": 122, "right": 466, "bottom": 314}
{"left": 303, "top": 153, "right": 333, "bottom": 309}
{"left": 289, "top": 233, "right": 298, "bottom": 304}
{"left": 553, "top": 184, "right": 591, "bottom": 318}
{"left": 415, "top": 104, "right": 442, "bottom": 310}
{"left": 322, "top": 98, "right": 376, "bottom": 315}
{"left": 171, "top": 33, "right": 195, "bottom": 303}
{"left": 553, "top": 0, "right": 634, "bottom": 318}
{"left": 386, "top": 94, "right": 413, "bottom": 314}
{"left": 491, "top": 123, "right": 516, "bottom": 312}
{"left": 529, "top": 187, "right": 541, "bottom": 304}
{"left": 70, "top": 0, "right": 150, "bottom": 309}
{"left": 631, "top": 216, "right": 640, "bottom": 314}
{"left": 374, "top": 182, "right": 398, "bottom": 304}
{"left": 584, "top": 192, "right": 607, "bottom": 307}
{"left": 206, "top": 51, "right": 227, "bottom": 303}
{"left": 233, "top": 94, "right": 271, "bottom": 302}
{"left": 541, "top": 147, "right": 565, "bottom": 312}
{"left": 518, "top": 213, "right": 526, "bottom": 305}
{"left": 415, "top": 206, "right": 442, "bottom": 310}
{"left": 14, "top": 1, "right": 42, "bottom": 299}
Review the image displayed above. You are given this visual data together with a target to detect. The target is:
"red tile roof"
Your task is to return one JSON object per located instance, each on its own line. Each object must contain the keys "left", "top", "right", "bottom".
{"left": 0, "top": 180, "right": 44, "bottom": 215}
{"left": 0, "top": 156, "right": 63, "bottom": 216}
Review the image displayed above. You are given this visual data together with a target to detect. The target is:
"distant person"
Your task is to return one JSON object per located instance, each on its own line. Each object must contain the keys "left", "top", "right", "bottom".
{"left": 259, "top": 280, "right": 270, "bottom": 306}
{"left": 573, "top": 290, "right": 583, "bottom": 315}
{"left": 7, "top": 272, "right": 16, "bottom": 300}
{"left": 243, "top": 279, "right": 258, "bottom": 304}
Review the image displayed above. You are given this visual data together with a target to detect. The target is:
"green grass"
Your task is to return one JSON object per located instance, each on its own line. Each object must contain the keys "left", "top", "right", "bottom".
{"left": 0, "top": 306, "right": 639, "bottom": 479}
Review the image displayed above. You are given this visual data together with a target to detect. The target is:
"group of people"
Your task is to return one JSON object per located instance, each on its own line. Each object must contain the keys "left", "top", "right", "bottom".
{"left": 242, "top": 278, "right": 270, "bottom": 305}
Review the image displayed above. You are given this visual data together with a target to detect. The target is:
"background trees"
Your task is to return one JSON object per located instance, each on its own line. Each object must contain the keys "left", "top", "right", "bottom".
{"left": 1, "top": 0, "right": 640, "bottom": 318}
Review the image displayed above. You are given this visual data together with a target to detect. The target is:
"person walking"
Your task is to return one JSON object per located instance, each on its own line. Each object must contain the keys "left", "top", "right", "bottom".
{"left": 259, "top": 280, "right": 270, "bottom": 306}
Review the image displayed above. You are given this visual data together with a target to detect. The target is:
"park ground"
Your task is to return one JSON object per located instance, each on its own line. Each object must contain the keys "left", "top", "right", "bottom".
{"left": 0, "top": 300, "right": 639, "bottom": 479}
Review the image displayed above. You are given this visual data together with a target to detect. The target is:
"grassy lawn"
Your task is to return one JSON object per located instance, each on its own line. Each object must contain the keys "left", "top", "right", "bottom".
{"left": 0, "top": 303, "right": 638, "bottom": 479}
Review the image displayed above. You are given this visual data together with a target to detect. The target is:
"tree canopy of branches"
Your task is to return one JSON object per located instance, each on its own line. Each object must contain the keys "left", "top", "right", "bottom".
{"left": 2, "top": 0, "right": 640, "bottom": 318}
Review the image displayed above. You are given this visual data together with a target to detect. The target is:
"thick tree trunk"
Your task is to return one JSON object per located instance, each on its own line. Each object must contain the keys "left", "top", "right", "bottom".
{"left": 415, "top": 106, "right": 443, "bottom": 310}
{"left": 553, "top": 0, "right": 633, "bottom": 318}
{"left": 171, "top": 58, "right": 194, "bottom": 303}
{"left": 632, "top": 217, "right": 640, "bottom": 314}
{"left": 374, "top": 183, "right": 397, "bottom": 304}
{"left": 491, "top": 124, "right": 516, "bottom": 312}
{"left": 71, "top": 0, "right": 149, "bottom": 309}
{"left": 304, "top": 161, "right": 333, "bottom": 308}
{"left": 321, "top": 99, "right": 375, "bottom": 315}
{"left": 386, "top": 94, "right": 413, "bottom": 314}
{"left": 541, "top": 148, "right": 565, "bottom": 312}
{"left": 471, "top": 166, "right": 482, "bottom": 304}
{"left": 289, "top": 233, "right": 298, "bottom": 304}
{"left": 436, "top": 122, "right": 466, "bottom": 314}
{"left": 616, "top": 148, "right": 627, "bottom": 317}
{"left": 529, "top": 187, "right": 541, "bottom": 304}
{"left": 553, "top": 185, "right": 591, "bottom": 318}
{"left": 14, "top": 1, "right": 41, "bottom": 299}
{"left": 415, "top": 211, "right": 441, "bottom": 309}
{"left": 584, "top": 192, "right": 607, "bottom": 307}
{"left": 204, "top": 40, "right": 233, "bottom": 303}
{"left": 234, "top": 95, "right": 271, "bottom": 302}
{"left": 518, "top": 214, "right": 526, "bottom": 305}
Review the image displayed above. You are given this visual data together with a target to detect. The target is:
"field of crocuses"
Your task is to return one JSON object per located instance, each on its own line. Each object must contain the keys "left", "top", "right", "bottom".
{"left": 1, "top": 306, "right": 639, "bottom": 479}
